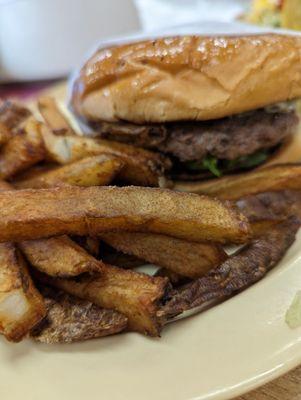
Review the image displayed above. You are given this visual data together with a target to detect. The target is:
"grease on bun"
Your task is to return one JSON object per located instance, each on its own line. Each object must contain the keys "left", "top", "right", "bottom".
{"left": 72, "top": 34, "right": 301, "bottom": 124}
{"left": 71, "top": 34, "right": 301, "bottom": 186}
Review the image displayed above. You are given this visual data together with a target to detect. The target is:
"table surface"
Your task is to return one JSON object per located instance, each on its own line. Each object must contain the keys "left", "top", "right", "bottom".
{"left": 236, "top": 366, "right": 301, "bottom": 399}
{"left": 2, "top": 80, "right": 301, "bottom": 400}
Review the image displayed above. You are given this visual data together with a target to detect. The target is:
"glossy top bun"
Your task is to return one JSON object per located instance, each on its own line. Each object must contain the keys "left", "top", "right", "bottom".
{"left": 71, "top": 34, "right": 301, "bottom": 124}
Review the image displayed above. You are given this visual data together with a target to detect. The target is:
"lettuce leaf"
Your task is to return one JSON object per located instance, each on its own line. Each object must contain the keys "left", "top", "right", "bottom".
{"left": 184, "top": 150, "right": 269, "bottom": 177}
{"left": 184, "top": 156, "right": 221, "bottom": 177}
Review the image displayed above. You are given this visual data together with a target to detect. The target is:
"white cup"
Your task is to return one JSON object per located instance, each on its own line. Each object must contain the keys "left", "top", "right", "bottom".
{"left": 0, "top": 0, "right": 141, "bottom": 82}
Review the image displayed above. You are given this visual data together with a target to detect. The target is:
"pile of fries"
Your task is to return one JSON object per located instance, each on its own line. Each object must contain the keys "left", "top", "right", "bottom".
{"left": 0, "top": 97, "right": 300, "bottom": 344}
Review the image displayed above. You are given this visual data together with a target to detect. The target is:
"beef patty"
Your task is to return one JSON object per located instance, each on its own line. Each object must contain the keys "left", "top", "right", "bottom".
{"left": 93, "top": 109, "right": 298, "bottom": 162}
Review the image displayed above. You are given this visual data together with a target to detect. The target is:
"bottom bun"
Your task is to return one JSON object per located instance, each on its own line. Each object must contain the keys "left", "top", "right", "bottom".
{"left": 174, "top": 125, "right": 301, "bottom": 195}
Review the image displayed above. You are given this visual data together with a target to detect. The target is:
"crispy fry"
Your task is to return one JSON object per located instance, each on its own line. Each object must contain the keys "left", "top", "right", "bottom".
{"left": 159, "top": 217, "right": 300, "bottom": 321}
{"left": 0, "top": 242, "right": 46, "bottom": 342}
{"left": 36, "top": 265, "right": 170, "bottom": 336}
{"left": 0, "top": 123, "right": 12, "bottom": 146}
{"left": 101, "top": 232, "right": 227, "bottom": 278}
{"left": 84, "top": 237, "right": 100, "bottom": 257}
{"left": 0, "top": 180, "right": 12, "bottom": 191}
{"left": 31, "top": 285, "right": 127, "bottom": 343}
{"left": 155, "top": 268, "right": 189, "bottom": 286}
{"left": 100, "top": 245, "right": 145, "bottom": 269}
{"left": 175, "top": 164, "right": 301, "bottom": 200}
{"left": 19, "top": 235, "right": 104, "bottom": 277}
{"left": 71, "top": 236, "right": 101, "bottom": 258}
{"left": 0, "top": 182, "right": 103, "bottom": 277}
{"left": 38, "top": 96, "right": 74, "bottom": 135}
{"left": 0, "top": 101, "right": 31, "bottom": 131}
{"left": 14, "top": 155, "right": 124, "bottom": 189}
{"left": 236, "top": 190, "right": 301, "bottom": 235}
{"left": 41, "top": 125, "right": 170, "bottom": 186}
{"left": 13, "top": 163, "right": 57, "bottom": 182}
{"left": 0, "top": 118, "right": 45, "bottom": 179}
{"left": 0, "top": 186, "right": 251, "bottom": 243}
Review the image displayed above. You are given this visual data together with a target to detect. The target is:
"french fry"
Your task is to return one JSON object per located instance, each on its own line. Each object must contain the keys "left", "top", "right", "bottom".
{"left": 236, "top": 190, "right": 301, "bottom": 235}
{"left": 41, "top": 125, "right": 171, "bottom": 186}
{"left": 14, "top": 155, "right": 124, "bottom": 189}
{"left": 13, "top": 163, "right": 57, "bottom": 183}
{"left": 0, "top": 180, "right": 12, "bottom": 191}
{"left": 155, "top": 268, "right": 188, "bottom": 286}
{"left": 71, "top": 236, "right": 101, "bottom": 258}
{"left": 0, "top": 123, "right": 12, "bottom": 146}
{"left": 0, "top": 118, "right": 45, "bottom": 179}
{"left": 174, "top": 164, "right": 301, "bottom": 200}
{"left": 83, "top": 237, "right": 100, "bottom": 257}
{"left": 0, "top": 242, "right": 46, "bottom": 342}
{"left": 19, "top": 235, "right": 104, "bottom": 277}
{"left": 38, "top": 96, "right": 74, "bottom": 135}
{"left": 0, "top": 181, "right": 103, "bottom": 278}
{"left": 36, "top": 265, "right": 170, "bottom": 336}
{"left": 101, "top": 232, "right": 227, "bottom": 278}
{"left": 100, "top": 245, "right": 145, "bottom": 269}
{"left": 31, "top": 285, "right": 128, "bottom": 343}
{"left": 0, "top": 101, "right": 31, "bottom": 131}
{"left": 0, "top": 186, "right": 251, "bottom": 243}
{"left": 159, "top": 217, "right": 301, "bottom": 321}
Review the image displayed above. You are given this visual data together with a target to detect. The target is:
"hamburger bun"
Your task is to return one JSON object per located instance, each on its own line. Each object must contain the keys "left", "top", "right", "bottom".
{"left": 173, "top": 123, "right": 301, "bottom": 194}
{"left": 71, "top": 34, "right": 301, "bottom": 124}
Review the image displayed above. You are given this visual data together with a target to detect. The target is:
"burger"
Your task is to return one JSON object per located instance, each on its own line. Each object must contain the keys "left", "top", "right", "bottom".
{"left": 71, "top": 34, "right": 301, "bottom": 191}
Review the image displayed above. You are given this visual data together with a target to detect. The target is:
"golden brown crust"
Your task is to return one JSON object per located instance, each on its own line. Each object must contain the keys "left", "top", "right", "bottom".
{"left": 37, "top": 266, "right": 170, "bottom": 336}
{"left": 14, "top": 155, "right": 124, "bottom": 189}
{"left": 175, "top": 163, "right": 301, "bottom": 200}
{"left": 0, "top": 186, "right": 251, "bottom": 244}
{"left": 0, "top": 118, "right": 45, "bottom": 180}
{"left": 100, "top": 232, "right": 227, "bottom": 279}
{"left": 72, "top": 34, "right": 301, "bottom": 123}
{"left": 19, "top": 236, "right": 104, "bottom": 277}
{"left": 40, "top": 125, "right": 171, "bottom": 187}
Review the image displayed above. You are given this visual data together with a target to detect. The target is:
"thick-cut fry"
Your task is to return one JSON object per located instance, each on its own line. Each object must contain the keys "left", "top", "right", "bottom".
{"left": 100, "top": 245, "right": 145, "bottom": 269}
{"left": 41, "top": 125, "right": 170, "bottom": 186}
{"left": 31, "top": 285, "right": 128, "bottom": 343}
{"left": 236, "top": 190, "right": 301, "bottom": 235}
{"left": 38, "top": 96, "right": 74, "bottom": 135}
{"left": 83, "top": 237, "right": 100, "bottom": 257}
{"left": 101, "top": 232, "right": 227, "bottom": 278}
{"left": 0, "top": 186, "right": 251, "bottom": 243}
{"left": 155, "top": 268, "right": 188, "bottom": 286}
{"left": 159, "top": 217, "right": 301, "bottom": 321}
{"left": 174, "top": 164, "right": 301, "bottom": 200}
{"left": 0, "top": 242, "right": 46, "bottom": 342}
{"left": 0, "top": 182, "right": 103, "bottom": 277}
{"left": 71, "top": 236, "right": 101, "bottom": 257}
{"left": 36, "top": 265, "right": 170, "bottom": 336}
{"left": 19, "top": 235, "right": 104, "bottom": 277}
{"left": 0, "top": 118, "right": 45, "bottom": 179}
{"left": 0, "top": 101, "right": 31, "bottom": 131}
{"left": 0, "top": 123, "right": 12, "bottom": 146}
{"left": 13, "top": 163, "right": 57, "bottom": 183}
{"left": 0, "top": 180, "right": 12, "bottom": 191}
{"left": 14, "top": 155, "right": 124, "bottom": 189}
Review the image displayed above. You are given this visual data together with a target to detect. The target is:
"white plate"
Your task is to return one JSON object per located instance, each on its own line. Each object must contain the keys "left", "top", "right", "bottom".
{"left": 7, "top": 25, "right": 301, "bottom": 397}
{"left": 1, "top": 230, "right": 301, "bottom": 400}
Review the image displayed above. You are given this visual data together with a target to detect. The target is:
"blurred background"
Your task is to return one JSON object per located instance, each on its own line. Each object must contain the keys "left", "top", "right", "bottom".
{"left": 0, "top": 0, "right": 300, "bottom": 95}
